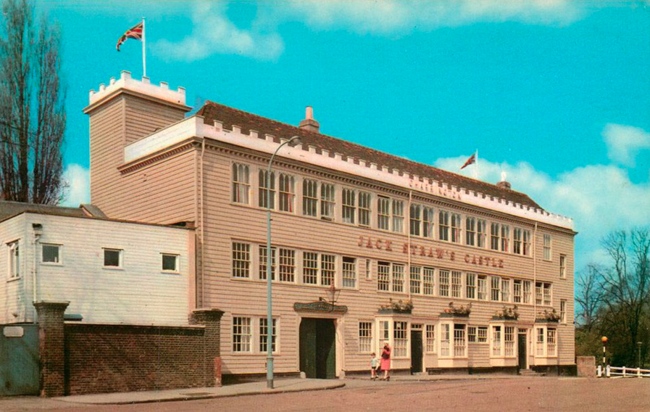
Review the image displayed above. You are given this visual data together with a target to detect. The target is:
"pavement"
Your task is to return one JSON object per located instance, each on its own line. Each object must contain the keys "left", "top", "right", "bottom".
{"left": 0, "top": 373, "right": 524, "bottom": 407}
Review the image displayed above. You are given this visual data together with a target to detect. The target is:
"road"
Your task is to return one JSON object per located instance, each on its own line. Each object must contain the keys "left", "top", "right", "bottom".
{"left": 2, "top": 377, "right": 649, "bottom": 411}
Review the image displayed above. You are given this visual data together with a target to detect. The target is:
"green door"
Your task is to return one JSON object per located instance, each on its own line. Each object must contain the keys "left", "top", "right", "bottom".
{"left": 299, "top": 318, "right": 336, "bottom": 379}
{"left": 0, "top": 324, "right": 39, "bottom": 396}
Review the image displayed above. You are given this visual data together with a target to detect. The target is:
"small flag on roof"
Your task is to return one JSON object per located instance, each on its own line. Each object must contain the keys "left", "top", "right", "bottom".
{"left": 116, "top": 22, "right": 144, "bottom": 52}
{"left": 460, "top": 152, "right": 476, "bottom": 170}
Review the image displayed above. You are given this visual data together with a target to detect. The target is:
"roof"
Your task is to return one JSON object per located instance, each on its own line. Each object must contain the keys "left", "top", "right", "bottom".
{"left": 196, "top": 101, "right": 542, "bottom": 210}
{"left": 0, "top": 201, "right": 105, "bottom": 223}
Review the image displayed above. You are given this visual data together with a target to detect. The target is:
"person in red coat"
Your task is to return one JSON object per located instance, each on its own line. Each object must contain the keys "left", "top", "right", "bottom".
{"left": 380, "top": 341, "right": 391, "bottom": 381}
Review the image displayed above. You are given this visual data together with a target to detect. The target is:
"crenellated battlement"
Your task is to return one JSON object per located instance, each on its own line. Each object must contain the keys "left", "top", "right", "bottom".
{"left": 87, "top": 71, "right": 187, "bottom": 108}
{"left": 124, "top": 115, "right": 574, "bottom": 230}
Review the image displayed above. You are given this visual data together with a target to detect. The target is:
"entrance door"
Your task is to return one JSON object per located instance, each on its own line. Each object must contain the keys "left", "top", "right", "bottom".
{"left": 299, "top": 318, "right": 336, "bottom": 379}
{"left": 410, "top": 330, "right": 423, "bottom": 374}
{"left": 518, "top": 331, "right": 527, "bottom": 370}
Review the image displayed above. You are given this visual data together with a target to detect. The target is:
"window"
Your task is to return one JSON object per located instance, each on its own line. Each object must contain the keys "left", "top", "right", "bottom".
{"left": 103, "top": 248, "right": 122, "bottom": 268}
{"left": 451, "top": 213, "right": 462, "bottom": 244}
{"left": 523, "top": 280, "right": 532, "bottom": 304}
{"left": 393, "top": 321, "right": 408, "bottom": 357}
{"left": 358, "top": 192, "right": 372, "bottom": 227}
{"left": 410, "top": 266, "right": 421, "bottom": 295}
{"left": 440, "top": 324, "right": 450, "bottom": 357}
{"left": 477, "top": 219, "right": 487, "bottom": 248}
{"left": 342, "top": 257, "right": 357, "bottom": 288}
{"left": 320, "top": 183, "right": 335, "bottom": 220}
{"left": 466, "top": 273, "right": 476, "bottom": 299}
{"left": 302, "top": 179, "right": 336, "bottom": 220}
{"left": 409, "top": 204, "right": 421, "bottom": 236}
{"left": 468, "top": 326, "right": 477, "bottom": 343}
{"left": 466, "top": 217, "right": 476, "bottom": 246}
{"left": 359, "top": 322, "right": 373, "bottom": 352}
{"left": 261, "top": 247, "right": 295, "bottom": 283}
{"left": 258, "top": 169, "right": 275, "bottom": 209}
{"left": 500, "top": 224, "right": 510, "bottom": 252}
{"left": 377, "top": 261, "right": 405, "bottom": 293}
{"left": 491, "top": 326, "right": 502, "bottom": 356}
{"left": 392, "top": 200, "right": 404, "bottom": 234}
{"left": 453, "top": 324, "right": 466, "bottom": 357}
{"left": 439, "top": 210, "right": 450, "bottom": 241}
{"left": 259, "top": 318, "right": 277, "bottom": 353}
{"left": 342, "top": 188, "right": 356, "bottom": 224}
{"left": 477, "top": 326, "right": 488, "bottom": 343}
{"left": 536, "top": 326, "right": 557, "bottom": 357}
{"left": 504, "top": 326, "right": 515, "bottom": 357}
{"left": 410, "top": 204, "right": 434, "bottom": 238}
{"left": 278, "top": 173, "right": 295, "bottom": 212}
{"left": 42, "top": 244, "right": 61, "bottom": 264}
{"left": 501, "top": 278, "right": 510, "bottom": 302}
{"left": 478, "top": 275, "right": 488, "bottom": 300}
{"left": 233, "top": 317, "right": 252, "bottom": 352}
{"left": 259, "top": 246, "right": 276, "bottom": 281}
{"left": 232, "top": 242, "right": 251, "bottom": 278}
{"left": 303, "top": 252, "right": 335, "bottom": 286}
{"left": 377, "top": 196, "right": 404, "bottom": 233}
{"left": 451, "top": 270, "right": 462, "bottom": 298}
{"left": 491, "top": 276, "right": 501, "bottom": 301}
{"left": 490, "top": 223, "right": 500, "bottom": 251}
{"left": 536, "top": 282, "right": 552, "bottom": 305}
{"left": 161, "top": 253, "right": 179, "bottom": 272}
{"left": 513, "top": 228, "right": 531, "bottom": 256}
{"left": 543, "top": 234, "right": 552, "bottom": 261}
{"left": 513, "top": 280, "right": 522, "bottom": 303}
{"left": 278, "top": 249, "right": 296, "bottom": 282}
{"left": 439, "top": 269, "right": 450, "bottom": 297}
{"left": 377, "top": 196, "right": 390, "bottom": 230}
{"left": 423, "top": 267, "right": 435, "bottom": 295}
{"left": 303, "top": 179, "right": 318, "bottom": 217}
{"left": 560, "top": 254, "right": 567, "bottom": 279}
{"left": 560, "top": 300, "right": 567, "bottom": 324}
{"left": 232, "top": 163, "right": 250, "bottom": 204}
{"left": 547, "top": 328, "right": 557, "bottom": 356}
{"left": 426, "top": 325, "right": 435, "bottom": 353}
{"left": 8, "top": 241, "right": 19, "bottom": 279}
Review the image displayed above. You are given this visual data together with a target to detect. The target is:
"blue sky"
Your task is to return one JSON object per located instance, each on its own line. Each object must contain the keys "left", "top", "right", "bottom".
{"left": 36, "top": 0, "right": 649, "bottom": 273}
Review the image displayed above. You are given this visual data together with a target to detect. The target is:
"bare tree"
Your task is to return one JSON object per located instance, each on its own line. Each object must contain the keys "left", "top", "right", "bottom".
{"left": 0, "top": 0, "right": 65, "bottom": 204}
{"left": 592, "top": 229, "right": 650, "bottom": 365}
{"left": 575, "top": 264, "right": 605, "bottom": 331}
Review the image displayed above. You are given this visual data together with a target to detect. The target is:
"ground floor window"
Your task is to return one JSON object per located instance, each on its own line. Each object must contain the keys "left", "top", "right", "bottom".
{"left": 359, "top": 321, "right": 373, "bottom": 352}
{"left": 426, "top": 325, "right": 435, "bottom": 353}
{"left": 394, "top": 321, "right": 408, "bottom": 357}
{"left": 233, "top": 316, "right": 278, "bottom": 354}
{"left": 535, "top": 325, "right": 557, "bottom": 357}
{"left": 440, "top": 322, "right": 467, "bottom": 358}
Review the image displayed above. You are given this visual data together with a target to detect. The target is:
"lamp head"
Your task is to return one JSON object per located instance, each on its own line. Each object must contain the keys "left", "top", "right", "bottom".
{"left": 288, "top": 136, "right": 302, "bottom": 147}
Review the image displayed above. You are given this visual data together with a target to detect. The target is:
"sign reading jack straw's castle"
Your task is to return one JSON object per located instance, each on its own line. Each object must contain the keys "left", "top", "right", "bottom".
{"left": 357, "top": 235, "right": 505, "bottom": 269}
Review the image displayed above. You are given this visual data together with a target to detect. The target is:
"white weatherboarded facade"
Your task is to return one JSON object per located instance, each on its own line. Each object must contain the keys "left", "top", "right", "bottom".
{"left": 0, "top": 207, "right": 194, "bottom": 325}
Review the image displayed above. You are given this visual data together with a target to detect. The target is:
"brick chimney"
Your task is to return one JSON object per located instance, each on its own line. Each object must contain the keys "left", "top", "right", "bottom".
{"left": 299, "top": 106, "right": 320, "bottom": 133}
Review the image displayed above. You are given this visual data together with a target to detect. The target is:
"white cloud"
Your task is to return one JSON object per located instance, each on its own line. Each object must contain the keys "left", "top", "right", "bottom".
{"left": 152, "top": 2, "right": 284, "bottom": 61}
{"left": 603, "top": 123, "right": 650, "bottom": 167}
{"left": 60, "top": 164, "right": 90, "bottom": 207}
{"left": 148, "top": 0, "right": 588, "bottom": 61}
{"left": 434, "top": 144, "right": 650, "bottom": 270}
{"left": 281, "top": 0, "right": 585, "bottom": 35}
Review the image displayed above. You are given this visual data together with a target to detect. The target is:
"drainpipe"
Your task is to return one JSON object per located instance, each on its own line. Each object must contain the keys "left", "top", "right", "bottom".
{"left": 199, "top": 138, "right": 206, "bottom": 308}
{"left": 532, "top": 222, "right": 538, "bottom": 367}
{"left": 32, "top": 223, "right": 43, "bottom": 322}
{"left": 407, "top": 190, "right": 412, "bottom": 299}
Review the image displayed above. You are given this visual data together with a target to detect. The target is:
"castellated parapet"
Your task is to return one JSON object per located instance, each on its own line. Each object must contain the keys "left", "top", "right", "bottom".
{"left": 88, "top": 70, "right": 186, "bottom": 107}
{"left": 93, "top": 73, "right": 573, "bottom": 231}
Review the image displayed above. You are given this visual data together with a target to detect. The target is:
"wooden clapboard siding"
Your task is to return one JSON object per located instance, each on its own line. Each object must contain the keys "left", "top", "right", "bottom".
{"left": 85, "top": 80, "right": 576, "bottom": 376}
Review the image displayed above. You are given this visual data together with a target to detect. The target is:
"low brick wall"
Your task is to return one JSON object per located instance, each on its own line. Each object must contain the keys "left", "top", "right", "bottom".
{"left": 35, "top": 302, "right": 223, "bottom": 396}
{"left": 65, "top": 324, "right": 208, "bottom": 395}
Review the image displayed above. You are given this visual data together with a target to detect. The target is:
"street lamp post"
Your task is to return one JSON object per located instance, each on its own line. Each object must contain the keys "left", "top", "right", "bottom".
{"left": 266, "top": 136, "right": 301, "bottom": 389}
{"left": 601, "top": 336, "right": 608, "bottom": 371}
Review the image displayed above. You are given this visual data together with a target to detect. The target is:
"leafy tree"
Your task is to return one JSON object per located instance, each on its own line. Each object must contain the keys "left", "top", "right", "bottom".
{"left": 0, "top": 0, "right": 65, "bottom": 204}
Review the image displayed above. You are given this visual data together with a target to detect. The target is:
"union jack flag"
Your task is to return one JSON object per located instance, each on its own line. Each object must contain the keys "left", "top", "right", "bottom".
{"left": 116, "top": 22, "right": 143, "bottom": 52}
{"left": 460, "top": 153, "right": 476, "bottom": 170}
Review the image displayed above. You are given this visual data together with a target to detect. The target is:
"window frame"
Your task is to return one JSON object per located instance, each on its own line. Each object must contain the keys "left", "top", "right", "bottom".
{"left": 161, "top": 253, "right": 180, "bottom": 273}
{"left": 231, "top": 163, "right": 250, "bottom": 205}
{"left": 103, "top": 248, "right": 123, "bottom": 269}
{"left": 41, "top": 243, "right": 62, "bottom": 265}
{"left": 8, "top": 240, "right": 20, "bottom": 279}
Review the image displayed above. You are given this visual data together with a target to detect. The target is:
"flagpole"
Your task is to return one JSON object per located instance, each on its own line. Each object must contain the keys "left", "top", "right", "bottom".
{"left": 475, "top": 149, "right": 479, "bottom": 180}
{"left": 142, "top": 18, "right": 147, "bottom": 78}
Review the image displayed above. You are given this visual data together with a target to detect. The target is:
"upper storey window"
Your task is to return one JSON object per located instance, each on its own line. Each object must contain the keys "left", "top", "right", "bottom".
{"left": 377, "top": 196, "right": 404, "bottom": 233}
{"left": 303, "top": 179, "right": 335, "bottom": 220}
{"left": 410, "top": 204, "right": 435, "bottom": 238}
{"left": 513, "top": 228, "right": 532, "bottom": 256}
{"left": 232, "top": 163, "right": 250, "bottom": 204}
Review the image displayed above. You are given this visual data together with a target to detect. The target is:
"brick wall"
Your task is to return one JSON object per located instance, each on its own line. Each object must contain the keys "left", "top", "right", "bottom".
{"left": 36, "top": 302, "right": 223, "bottom": 396}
